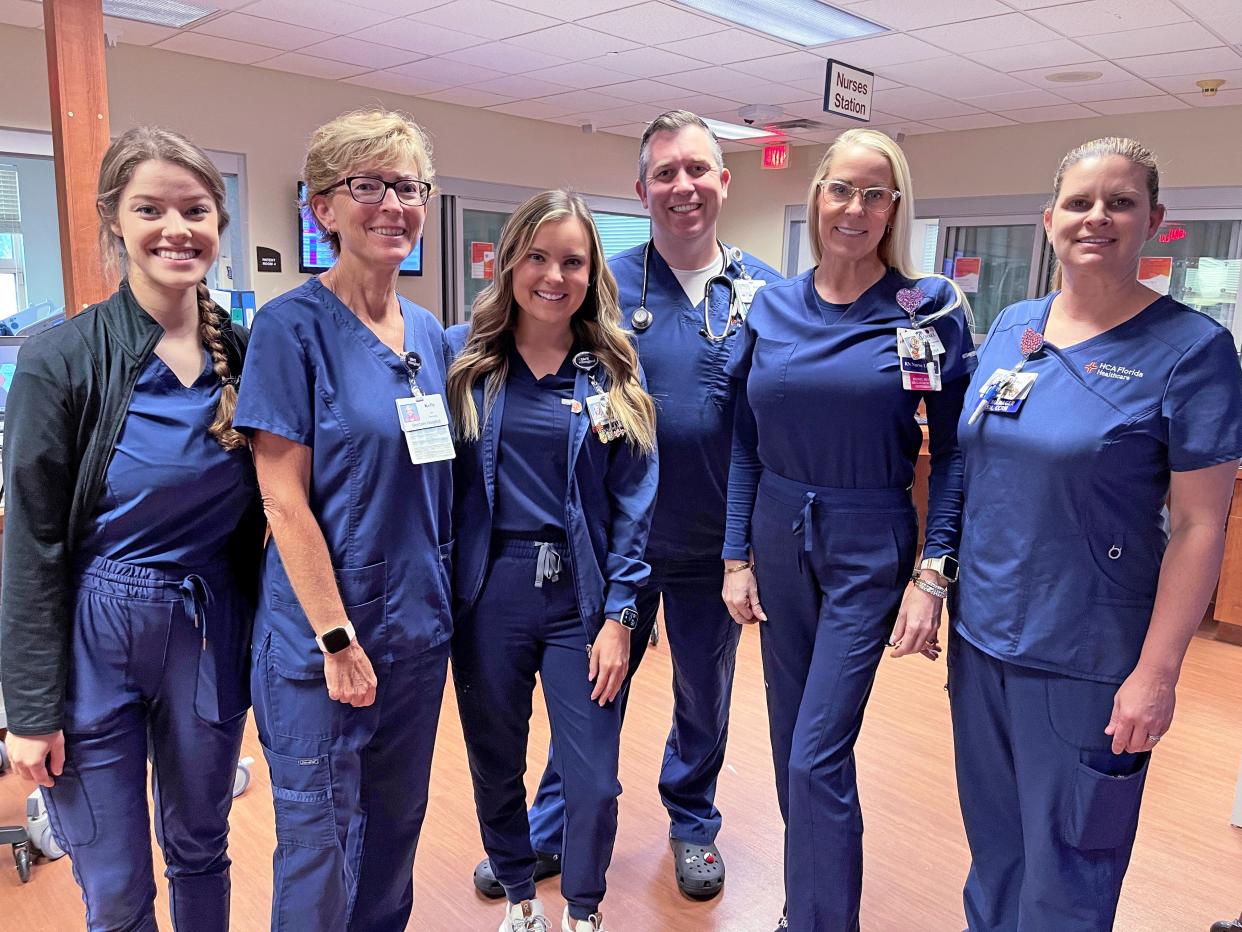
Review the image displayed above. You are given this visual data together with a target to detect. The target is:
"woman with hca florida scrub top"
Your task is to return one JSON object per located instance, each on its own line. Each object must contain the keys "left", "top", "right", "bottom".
{"left": 447, "top": 190, "right": 658, "bottom": 932}
{"left": 1, "top": 126, "right": 262, "bottom": 931}
{"left": 723, "top": 127, "right": 975, "bottom": 932}
{"left": 233, "top": 110, "right": 454, "bottom": 931}
{"left": 951, "top": 137, "right": 1242, "bottom": 932}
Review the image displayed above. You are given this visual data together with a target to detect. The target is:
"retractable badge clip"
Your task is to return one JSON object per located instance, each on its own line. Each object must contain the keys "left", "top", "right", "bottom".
{"left": 574, "top": 351, "right": 626, "bottom": 443}
{"left": 403, "top": 351, "right": 424, "bottom": 399}
{"left": 967, "top": 328, "right": 1043, "bottom": 425}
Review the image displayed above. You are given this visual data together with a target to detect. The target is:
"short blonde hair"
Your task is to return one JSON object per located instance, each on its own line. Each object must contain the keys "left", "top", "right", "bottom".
{"left": 302, "top": 109, "right": 435, "bottom": 256}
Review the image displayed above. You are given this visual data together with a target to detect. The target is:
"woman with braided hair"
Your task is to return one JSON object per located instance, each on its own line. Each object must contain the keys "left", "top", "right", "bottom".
{"left": 0, "top": 125, "right": 263, "bottom": 931}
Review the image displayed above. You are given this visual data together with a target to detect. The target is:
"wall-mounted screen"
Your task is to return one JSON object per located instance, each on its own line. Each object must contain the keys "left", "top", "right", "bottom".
{"left": 298, "top": 182, "right": 422, "bottom": 276}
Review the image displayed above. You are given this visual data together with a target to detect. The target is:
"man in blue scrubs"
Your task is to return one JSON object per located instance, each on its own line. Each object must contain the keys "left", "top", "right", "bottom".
{"left": 472, "top": 110, "right": 782, "bottom": 900}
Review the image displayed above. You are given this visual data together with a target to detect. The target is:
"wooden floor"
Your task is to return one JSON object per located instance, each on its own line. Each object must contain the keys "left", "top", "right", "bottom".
{"left": 2, "top": 622, "right": 1240, "bottom": 931}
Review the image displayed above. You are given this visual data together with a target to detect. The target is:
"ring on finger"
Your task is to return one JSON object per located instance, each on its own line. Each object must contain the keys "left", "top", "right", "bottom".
{"left": 1146, "top": 733, "right": 1163, "bottom": 745}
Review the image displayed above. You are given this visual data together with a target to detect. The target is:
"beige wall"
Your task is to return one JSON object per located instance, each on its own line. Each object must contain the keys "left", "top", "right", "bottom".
{"left": 718, "top": 104, "right": 1242, "bottom": 271}
{"left": 0, "top": 22, "right": 641, "bottom": 310}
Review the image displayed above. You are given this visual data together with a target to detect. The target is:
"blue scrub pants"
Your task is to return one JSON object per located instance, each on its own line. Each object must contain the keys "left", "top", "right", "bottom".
{"left": 252, "top": 634, "right": 448, "bottom": 931}
{"left": 529, "top": 558, "right": 739, "bottom": 851}
{"left": 43, "top": 555, "right": 246, "bottom": 932}
{"left": 453, "top": 539, "right": 623, "bottom": 921}
{"left": 751, "top": 470, "right": 916, "bottom": 932}
{"left": 949, "top": 635, "right": 1149, "bottom": 932}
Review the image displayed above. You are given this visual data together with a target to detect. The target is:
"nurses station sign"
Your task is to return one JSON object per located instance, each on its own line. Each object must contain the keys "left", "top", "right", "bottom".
{"left": 823, "top": 59, "right": 874, "bottom": 122}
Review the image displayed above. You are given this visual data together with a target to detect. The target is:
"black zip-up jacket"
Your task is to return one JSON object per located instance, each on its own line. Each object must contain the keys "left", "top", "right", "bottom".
{"left": 0, "top": 281, "right": 264, "bottom": 735}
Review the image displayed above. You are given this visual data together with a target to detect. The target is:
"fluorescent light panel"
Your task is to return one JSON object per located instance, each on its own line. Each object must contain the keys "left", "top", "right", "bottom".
{"left": 703, "top": 118, "right": 776, "bottom": 141}
{"left": 103, "top": 0, "right": 218, "bottom": 29}
{"left": 674, "top": 0, "right": 885, "bottom": 47}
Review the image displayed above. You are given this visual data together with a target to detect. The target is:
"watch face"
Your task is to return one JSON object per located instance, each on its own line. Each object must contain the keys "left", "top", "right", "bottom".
{"left": 321, "top": 627, "right": 352, "bottom": 653}
{"left": 619, "top": 607, "right": 639, "bottom": 629}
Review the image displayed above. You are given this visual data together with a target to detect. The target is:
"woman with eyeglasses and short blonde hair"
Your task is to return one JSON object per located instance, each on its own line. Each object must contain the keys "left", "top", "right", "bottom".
{"left": 233, "top": 109, "right": 453, "bottom": 929}
{"left": 721, "top": 128, "right": 975, "bottom": 931}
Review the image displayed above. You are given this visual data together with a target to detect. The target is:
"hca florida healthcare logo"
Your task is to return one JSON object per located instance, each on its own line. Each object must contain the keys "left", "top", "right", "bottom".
{"left": 1084, "top": 359, "right": 1145, "bottom": 381}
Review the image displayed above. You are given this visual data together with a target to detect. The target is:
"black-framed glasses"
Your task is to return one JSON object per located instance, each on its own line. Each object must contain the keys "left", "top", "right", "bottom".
{"left": 318, "top": 175, "right": 432, "bottom": 206}
{"left": 819, "top": 179, "right": 901, "bottom": 213}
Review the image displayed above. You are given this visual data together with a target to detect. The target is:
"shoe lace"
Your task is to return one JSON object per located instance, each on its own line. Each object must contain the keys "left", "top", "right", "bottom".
{"left": 777, "top": 919, "right": 789, "bottom": 929}
{"left": 512, "top": 917, "right": 550, "bottom": 932}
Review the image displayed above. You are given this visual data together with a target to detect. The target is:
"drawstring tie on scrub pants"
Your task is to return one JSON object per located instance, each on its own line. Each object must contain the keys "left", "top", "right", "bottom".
{"left": 791, "top": 491, "right": 818, "bottom": 573}
{"left": 178, "top": 574, "right": 213, "bottom": 650}
{"left": 534, "top": 542, "right": 562, "bottom": 588}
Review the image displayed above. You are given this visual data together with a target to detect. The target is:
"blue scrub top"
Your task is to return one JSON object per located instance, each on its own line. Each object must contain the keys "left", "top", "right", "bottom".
{"left": 723, "top": 268, "right": 976, "bottom": 561}
{"left": 82, "top": 351, "right": 256, "bottom": 570}
{"left": 610, "top": 242, "right": 782, "bottom": 563}
{"left": 956, "top": 294, "right": 1242, "bottom": 684}
{"left": 233, "top": 278, "right": 453, "bottom": 675}
{"left": 493, "top": 347, "right": 575, "bottom": 539}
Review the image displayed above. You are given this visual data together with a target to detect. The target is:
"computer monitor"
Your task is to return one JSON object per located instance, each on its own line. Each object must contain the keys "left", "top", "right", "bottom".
{"left": 298, "top": 182, "right": 423, "bottom": 276}
{"left": 0, "top": 335, "right": 26, "bottom": 422}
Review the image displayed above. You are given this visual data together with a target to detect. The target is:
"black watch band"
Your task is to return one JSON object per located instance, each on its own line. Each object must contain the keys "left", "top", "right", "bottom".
{"left": 618, "top": 606, "right": 639, "bottom": 630}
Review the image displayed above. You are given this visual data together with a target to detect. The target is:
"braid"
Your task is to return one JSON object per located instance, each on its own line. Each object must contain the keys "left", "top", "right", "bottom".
{"left": 197, "top": 282, "right": 246, "bottom": 451}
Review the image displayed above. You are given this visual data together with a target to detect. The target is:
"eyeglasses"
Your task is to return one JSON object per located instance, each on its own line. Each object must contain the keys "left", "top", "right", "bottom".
{"left": 318, "top": 175, "right": 432, "bottom": 206}
{"left": 819, "top": 180, "right": 901, "bottom": 213}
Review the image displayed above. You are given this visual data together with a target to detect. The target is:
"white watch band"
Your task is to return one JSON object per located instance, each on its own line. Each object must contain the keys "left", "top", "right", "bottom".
{"left": 315, "top": 620, "right": 357, "bottom": 654}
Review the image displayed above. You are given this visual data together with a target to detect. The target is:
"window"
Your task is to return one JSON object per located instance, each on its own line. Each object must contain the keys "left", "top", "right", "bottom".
{"left": 593, "top": 211, "right": 651, "bottom": 259}
{"left": 0, "top": 152, "right": 64, "bottom": 334}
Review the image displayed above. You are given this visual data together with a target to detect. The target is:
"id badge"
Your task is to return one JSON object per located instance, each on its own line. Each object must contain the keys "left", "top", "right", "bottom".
{"left": 585, "top": 392, "right": 626, "bottom": 443}
{"left": 733, "top": 278, "right": 765, "bottom": 314}
{"left": 394, "top": 393, "right": 455, "bottom": 464}
{"left": 977, "top": 368, "right": 1038, "bottom": 414}
{"left": 897, "top": 327, "right": 943, "bottom": 391}
{"left": 900, "top": 356, "right": 942, "bottom": 392}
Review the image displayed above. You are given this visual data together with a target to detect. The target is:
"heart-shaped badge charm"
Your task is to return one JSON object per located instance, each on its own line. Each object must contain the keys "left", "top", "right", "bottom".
{"left": 896, "top": 287, "right": 926, "bottom": 316}
{"left": 1019, "top": 327, "right": 1044, "bottom": 357}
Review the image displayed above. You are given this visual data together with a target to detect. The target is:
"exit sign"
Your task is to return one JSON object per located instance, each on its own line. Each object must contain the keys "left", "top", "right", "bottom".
{"left": 762, "top": 143, "right": 789, "bottom": 170}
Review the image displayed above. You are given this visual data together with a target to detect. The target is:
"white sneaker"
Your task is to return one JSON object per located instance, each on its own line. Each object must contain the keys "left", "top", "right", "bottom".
{"left": 561, "top": 906, "right": 606, "bottom": 931}
{"left": 500, "top": 899, "right": 550, "bottom": 932}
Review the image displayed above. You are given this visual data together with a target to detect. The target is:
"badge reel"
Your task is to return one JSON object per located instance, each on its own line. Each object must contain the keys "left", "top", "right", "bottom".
{"left": 967, "top": 328, "right": 1043, "bottom": 425}
{"left": 894, "top": 286, "right": 945, "bottom": 392}
{"left": 573, "top": 351, "right": 626, "bottom": 444}
{"left": 394, "top": 351, "right": 455, "bottom": 465}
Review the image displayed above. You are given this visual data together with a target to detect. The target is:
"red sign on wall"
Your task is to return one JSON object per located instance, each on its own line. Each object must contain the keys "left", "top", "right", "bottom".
{"left": 762, "top": 143, "right": 789, "bottom": 170}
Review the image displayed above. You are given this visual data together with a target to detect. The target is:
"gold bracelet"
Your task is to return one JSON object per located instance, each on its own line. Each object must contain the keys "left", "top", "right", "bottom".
{"left": 724, "top": 561, "right": 753, "bottom": 574}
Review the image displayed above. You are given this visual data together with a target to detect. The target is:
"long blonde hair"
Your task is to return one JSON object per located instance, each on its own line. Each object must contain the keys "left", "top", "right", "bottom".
{"left": 806, "top": 128, "right": 969, "bottom": 321}
{"left": 96, "top": 125, "right": 244, "bottom": 450}
{"left": 447, "top": 190, "right": 656, "bottom": 453}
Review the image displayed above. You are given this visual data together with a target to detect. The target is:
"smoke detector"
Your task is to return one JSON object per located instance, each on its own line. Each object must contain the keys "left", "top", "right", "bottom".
{"left": 1197, "top": 79, "right": 1226, "bottom": 97}
{"left": 737, "top": 104, "right": 785, "bottom": 126}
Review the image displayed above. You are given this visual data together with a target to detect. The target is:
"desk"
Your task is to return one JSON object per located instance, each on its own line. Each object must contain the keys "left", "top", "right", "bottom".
{"left": 1211, "top": 469, "right": 1242, "bottom": 645}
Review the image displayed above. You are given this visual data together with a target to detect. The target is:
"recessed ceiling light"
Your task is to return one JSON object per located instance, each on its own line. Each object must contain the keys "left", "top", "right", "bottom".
{"left": 102, "top": 0, "right": 218, "bottom": 29}
{"left": 674, "top": 0, "right": 886, "bottom": 47}
{"left": 1045, "top": 70, "right": 1104, "bottom": 83}
{"left": 703, "top": 117, "right": 780, "bottom": 141}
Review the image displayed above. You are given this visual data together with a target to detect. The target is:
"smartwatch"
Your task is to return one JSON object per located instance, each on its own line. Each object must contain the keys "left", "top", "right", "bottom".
{"left": 617, "top": 607, "right": 639, "bottom": 630}
{"left": 316, "top": 621, "right": 357, "bottom": 655}
{"left": 918, "top": 555, "right": 959, "bottom": 583}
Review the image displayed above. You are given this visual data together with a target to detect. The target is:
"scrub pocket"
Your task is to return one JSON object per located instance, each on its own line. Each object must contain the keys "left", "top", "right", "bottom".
{"left": 265, "top": 749, "right": 336, "bottom": 850}
{"left": 42, "top": 763, "right": 96, "bottom": 847}
{"left": 268, "top": 560, "right": 388, "bottom": 678}
{"left": 1063, "top": 750, "right": 1149, "bottom": 850}
{"left": 751, "top": 337, "right": 796, "bottom": 404}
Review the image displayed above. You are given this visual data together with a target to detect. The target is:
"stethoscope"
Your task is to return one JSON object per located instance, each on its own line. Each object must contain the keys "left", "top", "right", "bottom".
{"left": 631, "top": 240, "right": 752, "bottom": 342}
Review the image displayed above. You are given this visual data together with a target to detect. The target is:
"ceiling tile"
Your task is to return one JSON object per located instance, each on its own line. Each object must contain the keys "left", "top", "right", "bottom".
{"left": 872, "top": 86, "right": 984, "bottom": 119}
{"left": 1177, "top": 87, "right": 1242, "bottom": 106}
{"left": 814, "top": 33, "right": 945, "bottom": 69}
{"left": 660, "top": 65, "right": 787, "bottom": 97}
{"left": 244, "top": 0, "right": 395, "bottom": 34}
{"left": 1011, "top": 59, "right": 1136, "bottom": 86}
{"left": 911, "top": 14, "right": 1060, "bottom": 54}
{"left": 497, "top": 0, "right": 634, "bottom": 18}
{"left": 966, "top": 38, "right": 1098, "bottom": 72}
{"left": 1004, "top": 0, "right": 1087, "bottom": 7}
{"left": 1147, "top": 67, "right": 1242, "bottom": 94}
{"left": 467, "top": 74, "right": 572, "bottom": 98}
{"left": 593, "top": 79, "right": 686, "bottom": 103}
{"left": 879, "top": 56, "right": 1031, "bottom": 96}
{"left": 105, "top": 17, "right": 178, "bottom": 46}
{"left": 440, "top": 40, "right": 568, "bottom": 73}
{"left": 343, "top": 69, "right": 451, "bottom": 96}
{"left": 1168, "top": 0, "right": 1239, "bottom": 15}
{"left": 417, "top": 0, "right": 558, "bottom": 40}
{"left": 1210, "top": 14, "right": 1242, "bottom": 44}
{"left": 1086, "top": 95, "right": 1189, "bottom": 114}
{"left": 529, "top": 89, "right": 634, "bottom": 116}
{"left": 733, "top": 51, "right": 829, "bottom": 82}
{"left": 842, "top": 0, "right": 1012, "bottom": 30}
{"left": 648, "top": 92, "right": 741, "bottom": 114}
{"left": 658, "top": 28, "right": 792, "bottom": 65}
{"left": 1053, "top": 77, "right": 1163, "bottom": 100}
{"left": 349, "top": 0, "right": 449, "bottom": 12}
{"left": 258, "top": 52, "right": 368, "bottom": 79}
{"left": 570, "top": 102, "right": 660, "bottom": 126}
{"left": 505, "top": 23, "right": 637, "bottom": 58}
{"left": 299, "top": 36, "right": 421, "bottom": 69}
{"left": 963, "top": 88, "right": 1070, "bottom": 109}
{"left": 587, "top": 47, "right": 702, "bottom": 78}
{"left": 927, "top": 113, "right": 1019, "bottom": 130}
{"left": 0, "top": 0, "right": 42, "bottom": 28}
{"left": 486, "top": 98, "right": 575, "bottom": 120}
{"left": 1077, "top": 20, "right": 1220, "bottom": 58}
{"left": 1117, "top": 47, "right": 1242, "bottom": 78}
{"left": 193, "top": 13, "right": 333, "bottom": 51}
{"left": 391, "top": 58, "right": 508, "bottom": 86}
{"left": 153, "top": 33, "right": 279, "bottom": 65}
{"left": 576, "top": 2, "right": 731, "bottom": 44}
{"left": 524, "top": 60, "right": 632, "bottom": 89}
{"left": 421, "top": 85, "right": 516, "bottom": 107}
{"left": 1027, "top": 0, "right": 1189, "bottom": 37}
{"left": 1004, "top": 102, "right": 1098, "bottom": 121}
{"left": 601, "top": 123, "right": 651, "bottom": 140}
{"left": 349, "top": 20, "right": 482, "bottom": 55}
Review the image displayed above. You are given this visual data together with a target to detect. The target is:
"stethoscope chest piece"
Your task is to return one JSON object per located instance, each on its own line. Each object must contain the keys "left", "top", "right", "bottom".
{"left": 632, "top": 306, "right": 653, "bottom": 331}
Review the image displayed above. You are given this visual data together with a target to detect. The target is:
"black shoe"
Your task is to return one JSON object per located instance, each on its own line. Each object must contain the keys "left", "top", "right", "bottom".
{"left": 1211, "top": 917, "right": 1242, "bottom": 932}
{"left": 670, "top": 838, "right": 725, "bottom": 900}
{"left": 472, "top": 851, "right": 562, "bottom": 899}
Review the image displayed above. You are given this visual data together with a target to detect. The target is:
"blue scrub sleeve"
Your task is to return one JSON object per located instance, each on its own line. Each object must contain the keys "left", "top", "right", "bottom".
{"left": 722, "top": 387, "right": 760, "bottom": 562}
{"left": 1164, "top": 326, "right": 1242, "bottom": 471}
{"left": 602, "top": 399, "right": 659, "bottom": 618}
{"left": 0, "top": 341, "right": 76, "bottom": 734}
{"left": 232, "top": 309, "right": 314, "bottom": 446}
{"left": 922, "top": 374, "right": 970, "bottom": 559}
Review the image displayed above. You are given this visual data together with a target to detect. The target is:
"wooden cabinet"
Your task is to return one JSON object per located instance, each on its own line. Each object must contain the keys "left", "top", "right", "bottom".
{"left": 1212, "top": 472, "right": 1242, "bottom": 645}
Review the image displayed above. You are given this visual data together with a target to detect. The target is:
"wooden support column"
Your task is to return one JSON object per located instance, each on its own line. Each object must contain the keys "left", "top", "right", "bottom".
{"left": 44, "top": 0, "right": 112, "bottom": 317}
